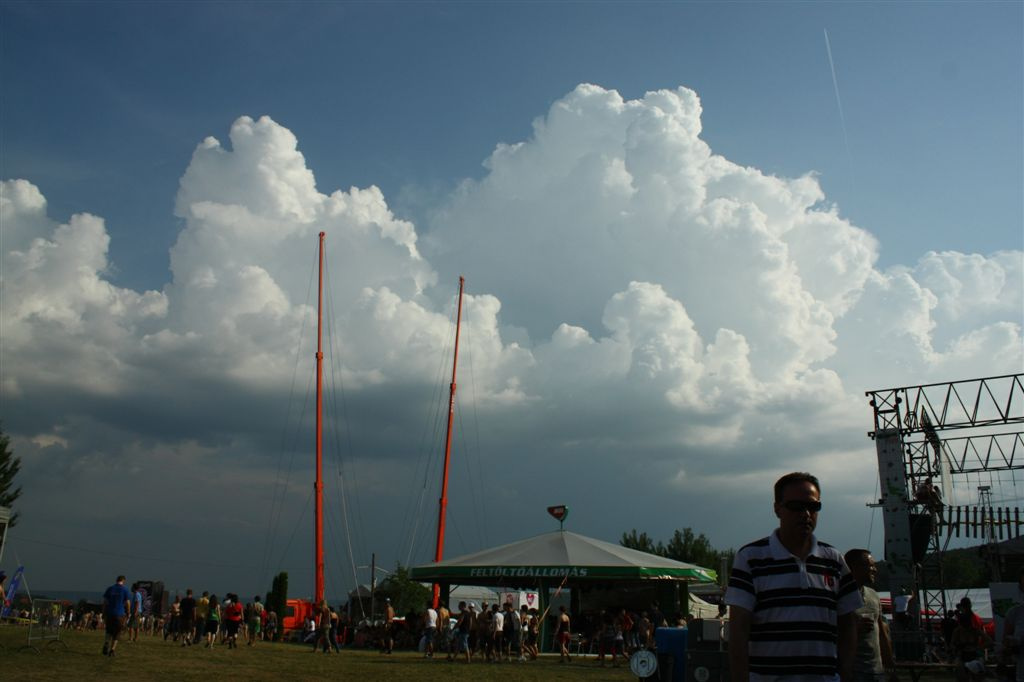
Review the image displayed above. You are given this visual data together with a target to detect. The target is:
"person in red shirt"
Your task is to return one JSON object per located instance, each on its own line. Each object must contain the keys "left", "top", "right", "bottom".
{"left": 223, "top": 593, "right": 244, "bottom": 649}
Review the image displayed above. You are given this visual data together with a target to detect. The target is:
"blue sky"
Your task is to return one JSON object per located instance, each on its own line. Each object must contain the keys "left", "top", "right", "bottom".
{"left": 1, "top": 2, "right": 1021, "bottom": 597}
{"left": 4, "top": 2, "right": 1021, "bottom": 291}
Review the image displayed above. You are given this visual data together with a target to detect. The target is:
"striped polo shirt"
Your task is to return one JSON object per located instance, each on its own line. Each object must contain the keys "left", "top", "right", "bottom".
{"left": 725, "top": 530, "right": 862, "bottom": 681}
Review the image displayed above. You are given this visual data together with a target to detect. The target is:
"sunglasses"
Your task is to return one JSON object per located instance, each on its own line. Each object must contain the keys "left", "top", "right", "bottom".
{"left": 781, "top": 500, "right": 822, "bottom": 513}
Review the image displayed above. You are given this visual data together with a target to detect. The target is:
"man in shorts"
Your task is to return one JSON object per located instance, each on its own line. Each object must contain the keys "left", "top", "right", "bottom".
{"left": 423, "top": 600, "right": 438, "bottom": 658}
{"left": 248, "top": 596, "right": 264, "bottom": 646}
{"left": 491, "top": 602, "right": 505, "bottom": 661}
{"left": 179, "top": 589, "right": 196, "bottom": 646}
{"left": 129, "top": 583, "right": 143, "bottom": 642}
{"left": 455, "top": 601, "right": 473, "bottom": 663}
{"left": 195, "top": 590, "right": 209, "bottom": 641}
{"left": 102, "top": 575, "right": 131, "bottom": 656}
{"left": 556, "top": 605, "right": 571, "bottom": 662}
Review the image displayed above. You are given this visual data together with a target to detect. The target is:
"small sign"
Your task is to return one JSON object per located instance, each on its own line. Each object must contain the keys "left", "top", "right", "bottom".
{"left": 547, "top": 505, "right": 569, "bottom": 522}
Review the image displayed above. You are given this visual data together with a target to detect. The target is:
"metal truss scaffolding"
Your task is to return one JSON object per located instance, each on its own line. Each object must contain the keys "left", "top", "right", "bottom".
{"left": 867, "top": 373, "right": 1024, "bottom": 658}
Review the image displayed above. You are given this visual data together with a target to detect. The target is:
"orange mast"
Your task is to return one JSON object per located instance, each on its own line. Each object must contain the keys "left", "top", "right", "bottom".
{"left": 314, "top": 231, "right": 325, "bottom": 606}
{"left": 432, "top": 276, "right": 464, "bottom": 608}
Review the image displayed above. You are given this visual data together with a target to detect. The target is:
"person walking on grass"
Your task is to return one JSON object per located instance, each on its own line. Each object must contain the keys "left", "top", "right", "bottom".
{"left": 383, "top": 598, "right": 396, "bottom": 654}
{"left": 312, "top": 600, "right": 332, "bottom": 653}
{"left": 423, "top": 601, "right": 438, "bottom": 658}
{"left": 101, "top": 575, "right": 131, "bottom": 657}
{"left": 476, "top": 602, "right": 492, "bottom": 661}
{"left": 204, "top": 594, "right": 220, "bottom": 648}
{"left": 129, "top": 583, "right": 143, "bottom": 642}
{"left": 223, "top": 594, "right": 244, "bottom": 649}
{"left": 194, "top": 590, "right": 209, "bottom": 643}
{"left": 247, "top": 596, "right": 263, "bottom": 646}
{"left": 179, "top": 589, "right": 197, "bottom": 646}
{"left": 166, "top": 595, "right": 181, "bottom": 642}
{"left": 329, "top": 605, "right": 342, "bottom": 652}
{"left": 455, "top": 601, "right": 473, "bottom": 663}
{"left": 491, "top": 603, "right": 505, "bottom": 662}
{"left": 556, "top": 605, "right": 572, "bottom": 663}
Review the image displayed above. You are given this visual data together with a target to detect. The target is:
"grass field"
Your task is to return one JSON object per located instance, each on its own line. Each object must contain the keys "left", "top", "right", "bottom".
{"left": 0, "top": 625, "right": 640, "bottom": 681}
{"left": 0, "top": 625, "right": 963, "bottom": 680}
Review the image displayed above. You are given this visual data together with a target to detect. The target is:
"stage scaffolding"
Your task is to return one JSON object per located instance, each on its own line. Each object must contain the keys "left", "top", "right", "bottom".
{"left": 867, "top": 373, "right": 1024, "bottom": 659}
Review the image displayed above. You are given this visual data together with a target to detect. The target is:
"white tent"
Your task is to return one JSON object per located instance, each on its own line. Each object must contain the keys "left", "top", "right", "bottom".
{"left": 411, "top": 530, "right": 716, "bottom": 584}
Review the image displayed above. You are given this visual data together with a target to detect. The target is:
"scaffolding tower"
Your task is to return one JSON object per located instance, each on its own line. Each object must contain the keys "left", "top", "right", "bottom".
{"left": 867, "top": 373, "right": 1024, "bottom": 654}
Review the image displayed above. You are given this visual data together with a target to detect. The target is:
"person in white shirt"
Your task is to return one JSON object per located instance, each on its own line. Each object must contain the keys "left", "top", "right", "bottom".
{"left": 492, "top": 603, "right": 505, "bottom": 660}
{"left": 423, "top": 601, "right": 438, "bottom": 658}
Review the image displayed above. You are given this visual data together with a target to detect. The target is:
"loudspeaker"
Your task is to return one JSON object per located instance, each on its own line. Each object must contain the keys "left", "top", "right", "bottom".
{"left": 910, "top": 514, "right": 933, "bottom": 563}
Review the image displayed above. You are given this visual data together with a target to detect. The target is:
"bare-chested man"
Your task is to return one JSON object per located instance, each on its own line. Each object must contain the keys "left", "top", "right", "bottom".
{"left": 556, "top": 605, "right": 571, "bottom": 662}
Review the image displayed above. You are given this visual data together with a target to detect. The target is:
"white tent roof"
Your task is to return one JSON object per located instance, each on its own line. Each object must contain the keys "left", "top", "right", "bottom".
{"left": 410, "top": 530, "right": 716, "bottom": 584}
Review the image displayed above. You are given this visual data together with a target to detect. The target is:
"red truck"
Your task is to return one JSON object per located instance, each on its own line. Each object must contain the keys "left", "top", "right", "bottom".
{"left": 281, "top": 599, "right": 316, "bottom": 640}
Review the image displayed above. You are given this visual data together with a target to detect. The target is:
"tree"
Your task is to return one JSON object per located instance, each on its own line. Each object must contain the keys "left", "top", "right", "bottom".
{"left": 268, "top": 571, "right": 288, "bottom": 640}
{"left": 663, "top": 528, "right": 730, "bottom": 570}
{"left": 620, "top": 529, "right": 661, "bottom": 555}
{"left": 621, "top": 526, "right": 733, "bottom": 576}
{"left": 0, "top": 425, "right": 22, "bottom": 526}
{"left": 377, "top": 564, "right": 430, "bottom": 617}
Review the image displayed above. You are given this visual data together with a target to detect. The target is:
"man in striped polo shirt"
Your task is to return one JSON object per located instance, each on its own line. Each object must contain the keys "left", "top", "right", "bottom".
{"left": 726, "top": 472, "right": 862, "bottom": 681}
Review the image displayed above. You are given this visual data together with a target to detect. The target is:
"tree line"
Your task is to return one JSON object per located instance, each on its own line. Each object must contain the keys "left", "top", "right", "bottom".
{"left": 620, "top": 527, "right": 734, "bottom": 577}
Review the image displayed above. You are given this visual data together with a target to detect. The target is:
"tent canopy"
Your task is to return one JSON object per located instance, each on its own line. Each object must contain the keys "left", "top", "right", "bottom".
{"left": 410, "top": 530, "right": 716, "bottom": 585}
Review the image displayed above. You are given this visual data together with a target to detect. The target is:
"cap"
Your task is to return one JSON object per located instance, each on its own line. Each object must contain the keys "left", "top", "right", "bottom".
{"left": 469, "top": 602, "right": 476, "bottom": 609}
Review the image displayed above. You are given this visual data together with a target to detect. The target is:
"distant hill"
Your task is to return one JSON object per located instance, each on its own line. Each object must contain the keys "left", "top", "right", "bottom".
{"left": 875, "top": 536, "right": 1024, "bottom": 589}
{"left": 12, "top": 589, "right": 104, "bottom": 604}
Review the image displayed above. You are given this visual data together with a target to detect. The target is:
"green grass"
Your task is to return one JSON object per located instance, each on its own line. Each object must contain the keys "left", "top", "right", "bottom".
{"left": 0, "top": 625, "right": 637, "bottom": 681}
{"left": 0, "top": 625, "right": 961, "bottom": 680}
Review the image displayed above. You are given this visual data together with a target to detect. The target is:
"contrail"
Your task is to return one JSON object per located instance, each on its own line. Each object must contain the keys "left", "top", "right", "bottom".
{"left": 823, "top": 28, "right": 856, "bottom": 184}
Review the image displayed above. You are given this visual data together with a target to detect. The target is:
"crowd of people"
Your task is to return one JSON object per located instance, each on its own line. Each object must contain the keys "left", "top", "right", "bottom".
{"left": 97, "top": 578, "right": 278, "bottom": 657}
{"left": 302, "top": 599, "right": 346, "bottom": 653}
{"left": 83, "top": 469, "right": 1024, "bottom": 680}
{"left": 381, "top": 597, "right": 703, "bottom": 669}
{"left": 91, "top": 575, "right": 700, "bottom": 668}
{"left": 412, "top": 599, "right": 546, "bottom": 664}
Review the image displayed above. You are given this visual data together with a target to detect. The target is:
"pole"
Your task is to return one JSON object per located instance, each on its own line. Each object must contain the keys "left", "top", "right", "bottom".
{"left": 370, "top": 553, "right": 377, "bottom": 625}
{"left": 314, "top": 231, "right": 325, "bottom": 606}
{"left": 433, "top": 276, "right": 465, "bottom": 608}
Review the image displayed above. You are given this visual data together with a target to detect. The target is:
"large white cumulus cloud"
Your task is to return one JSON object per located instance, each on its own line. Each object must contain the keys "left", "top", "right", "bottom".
{"left": 1, "top": 179, "right": 167, "bottom": 396}
{"left": 3, "top": 88, "right": 1020, "bottom": 447}
{"left": 427, "top": 84, "right": 1021, "bottom": 407}
{"left": 1, "top": 85, "right": 1020, "bottom": 581}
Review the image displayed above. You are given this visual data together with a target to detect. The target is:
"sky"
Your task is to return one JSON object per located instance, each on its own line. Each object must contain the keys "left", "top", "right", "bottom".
{"left": 1, "top": 1, "right": 1022, "bottom": 601}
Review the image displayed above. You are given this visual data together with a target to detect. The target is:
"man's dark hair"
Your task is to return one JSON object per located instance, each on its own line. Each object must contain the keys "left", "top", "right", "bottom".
{"left": 116, "top": 575, "right": 126, "bottom": 582}
{"left": 844, "top": 548, "right": 871, "bottom": 567}
{"left": 774, "top": 472, "right": 821, "bottom": 503}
